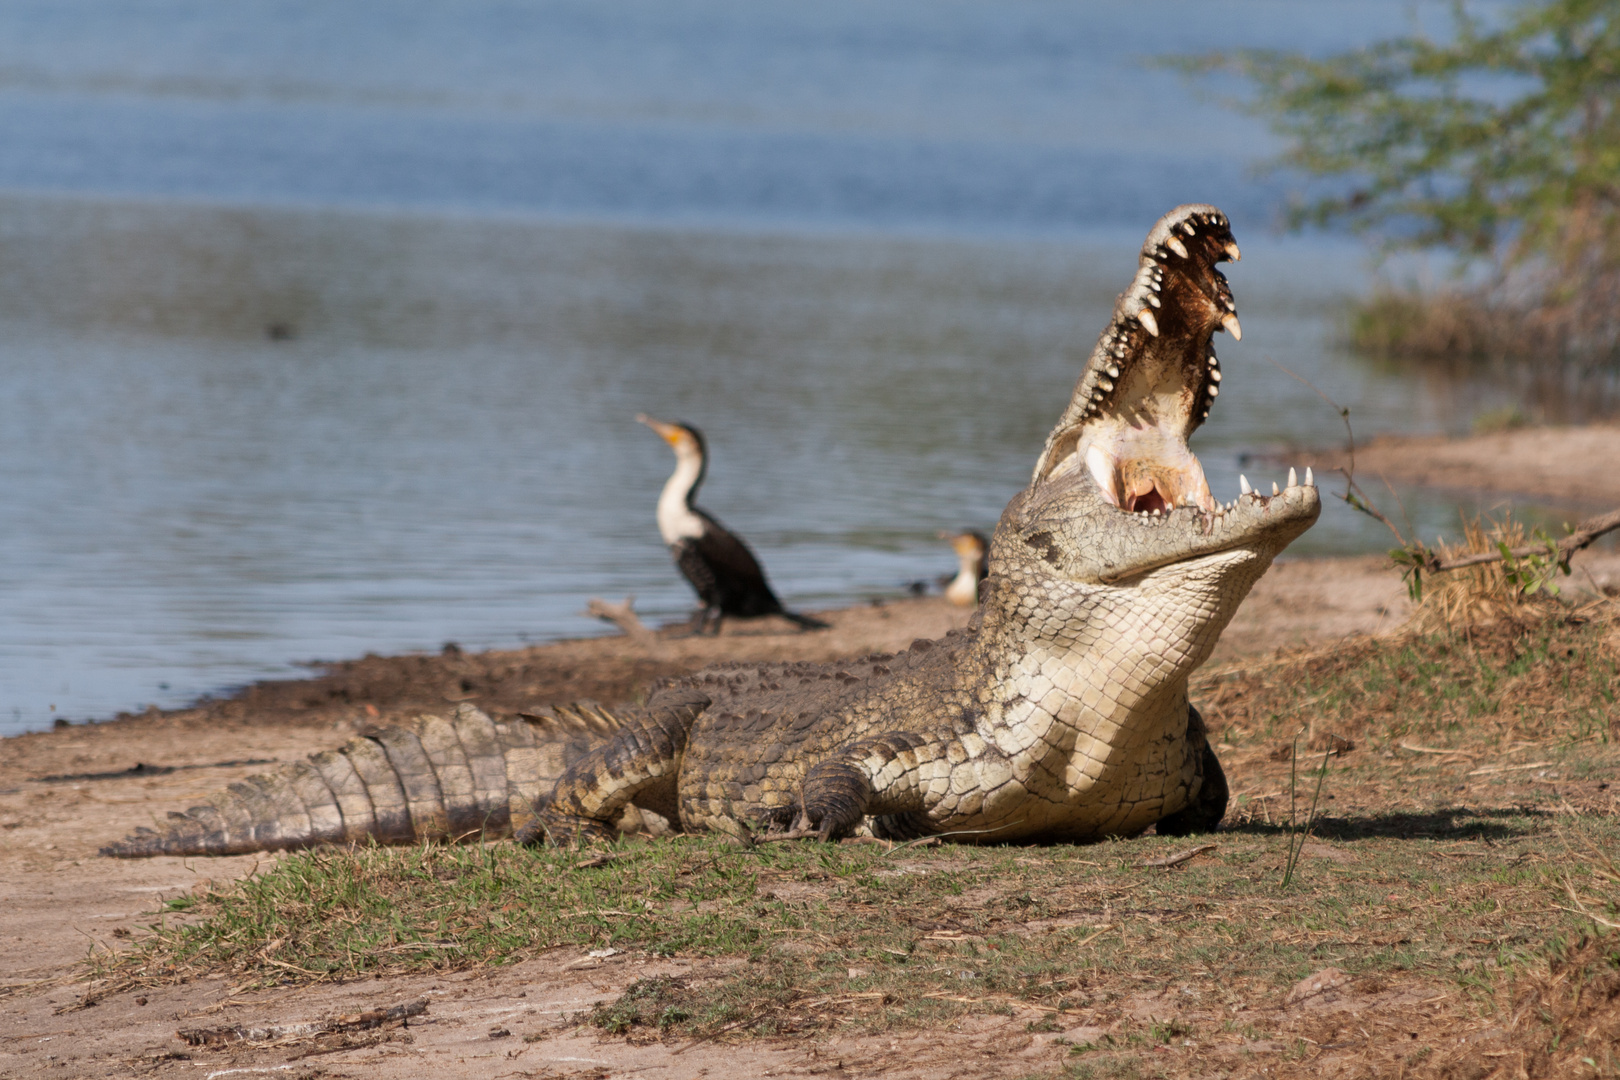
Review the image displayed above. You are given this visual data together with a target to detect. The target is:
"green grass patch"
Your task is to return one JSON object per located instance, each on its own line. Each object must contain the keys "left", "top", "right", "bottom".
{"left": 107, "top": 612, "right": 1620, "bottom": 1048}
{"left": 111, "top": 813, "right": 1618, "bottom": 1038}
{"left": 1196, "top": 611, "right": 1619, "bottom": 750}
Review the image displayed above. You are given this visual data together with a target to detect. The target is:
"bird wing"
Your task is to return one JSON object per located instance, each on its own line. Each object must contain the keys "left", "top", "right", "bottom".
{"left": 691, "top": 510, "right": 783, "bottom": 616}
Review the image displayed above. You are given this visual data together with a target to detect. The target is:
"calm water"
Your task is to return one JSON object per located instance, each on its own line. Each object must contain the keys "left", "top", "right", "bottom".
{"left": 0, "top": 1, "right": 1577, "bottom": 736}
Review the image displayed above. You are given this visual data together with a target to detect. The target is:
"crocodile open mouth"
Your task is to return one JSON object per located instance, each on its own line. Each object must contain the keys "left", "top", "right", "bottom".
{"left": 1083, "top": 411, "right": 1217, "bottom": 515}
{"left": 1035, "top": 205, "right": 1247, "bottom": 518}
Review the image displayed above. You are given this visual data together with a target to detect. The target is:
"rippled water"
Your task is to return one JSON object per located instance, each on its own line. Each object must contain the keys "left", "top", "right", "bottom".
{"left": 0, "top": 1, "right": 1572, "bottom": 735}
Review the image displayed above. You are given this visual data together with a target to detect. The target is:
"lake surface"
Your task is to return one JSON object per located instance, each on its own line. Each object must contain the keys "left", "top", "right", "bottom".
{"left": 0, "top": 1, "right": 1574, "bottom": 735}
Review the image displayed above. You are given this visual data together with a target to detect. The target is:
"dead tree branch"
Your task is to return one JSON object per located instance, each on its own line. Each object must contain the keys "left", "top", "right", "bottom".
{"left": 1422, "top": 507, "right": 1620, "bottom": 573}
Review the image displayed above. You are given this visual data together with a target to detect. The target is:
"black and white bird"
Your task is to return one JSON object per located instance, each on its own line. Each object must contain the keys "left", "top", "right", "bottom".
{"left": 638, "top": 415, "right": 829, "bottom": 635}
{"left": 940, "top": 530, "right": 990, "bottom": 607}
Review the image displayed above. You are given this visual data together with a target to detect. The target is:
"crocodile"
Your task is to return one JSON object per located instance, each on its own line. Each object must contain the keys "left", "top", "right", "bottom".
{"left": 103, "top": 204, "right": 1319, "bottom": 858}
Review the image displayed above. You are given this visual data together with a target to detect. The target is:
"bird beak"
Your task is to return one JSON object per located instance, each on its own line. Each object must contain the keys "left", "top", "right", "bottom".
{"left": 637, "top": 414, "right": 683, "bottom": 446}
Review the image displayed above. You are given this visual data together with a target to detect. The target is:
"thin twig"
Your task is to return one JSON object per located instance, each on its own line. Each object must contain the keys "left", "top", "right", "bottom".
{"left": 1267, "top": 358, "right": 1411, "bottom": 546}
{"left": 1138, "top": 844, "right": 1216, "bottom": 869}
{"left": 1559, "top": 877, "right": 1620, "bottom": 930}
{"left": 1397, "top": 741, "right": 1477, "bottom": 757}
{"left": 882, "top": 820, "right": 1028, "bottom": 856}
{"left": 756, "top": 819, "right": 1025, "bottom": 849}
{"left": 1282, "top": 732, "right": 1331, "bottom": 889}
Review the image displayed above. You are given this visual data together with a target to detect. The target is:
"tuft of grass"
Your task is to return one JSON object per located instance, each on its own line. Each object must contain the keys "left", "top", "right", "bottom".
{"left": 1406, "top": 513, "right": 1570, "bottom": 634}
{"left": 1471, "top": 405, "right": 1532, "bottom": 436}
{"left": 1347, "top": 283, "right": 1620, "bottom": 378}
{"left": 1280, "top": 729, "right": 1332, "bottom": 890}
{"left": 1349, "top": 289, "right": 1522, "bottom": 364}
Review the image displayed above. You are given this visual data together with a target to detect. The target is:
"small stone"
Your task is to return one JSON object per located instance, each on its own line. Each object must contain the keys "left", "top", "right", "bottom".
{"left": 1287, "top": 967, "right": 1351, "bottom": 1005}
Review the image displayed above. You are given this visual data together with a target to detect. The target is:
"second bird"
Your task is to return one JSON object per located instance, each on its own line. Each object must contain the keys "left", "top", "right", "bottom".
{"left": 638, "top": 415, "right": 829, "bottom": 635}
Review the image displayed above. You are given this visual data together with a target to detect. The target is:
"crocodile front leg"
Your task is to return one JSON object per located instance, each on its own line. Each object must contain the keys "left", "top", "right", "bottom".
{"left": 784, "top": 725, "right": 1025, "bottom": 842}
{"left": 1151, "top": 704, "right": 1228, "bottom": 836}
{"left": 520, "top": 688, "right": 710, "bottom": 846}
{"left": 788, "top": 732, "right": 935, "bottom": 840}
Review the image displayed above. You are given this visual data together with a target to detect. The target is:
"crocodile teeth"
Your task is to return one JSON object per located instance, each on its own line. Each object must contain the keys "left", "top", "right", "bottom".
{"left": 1208, "top": 369, "right": 1221, "bottom": 383}
{"left": 1288, "top": 467, "right": 1297, "bottom": 488}
{"left": 1224, "top": 241, "right": 1241, "bottom": 262}
{"left": 1306, "top": 467, "right": 1315, "bottom": 487}
{"left": 1239, "top": 475, "right": 1252, "bottom": 495}
{"left": 1272, "top": 481, "right": 1280, "bottom": 495}
{"left": 1207, "top": 385, "right": 1219, "bottom": 398}
{"left": 1146, "top": 293, "right": 1161, "bottom": 308}
{"left": 1166, "top": 236, "right": 1189, "bottom": 259}
{"left": 1137, "top": 309, "right": 1160, "bottom": 337}
{"left": 1220, "top": 313, "right": 1242, "bottom": 341}
{"left": 1181, "top": 221, "right": 1197, "bottom": 236}
{"left": 1105, "top": 364, "right": 1119, "bottom": 378}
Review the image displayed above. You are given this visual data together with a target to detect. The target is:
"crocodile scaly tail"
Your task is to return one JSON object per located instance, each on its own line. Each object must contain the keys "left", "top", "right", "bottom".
{"left": 100, "top": 702, "right": 622, "bottom": 857}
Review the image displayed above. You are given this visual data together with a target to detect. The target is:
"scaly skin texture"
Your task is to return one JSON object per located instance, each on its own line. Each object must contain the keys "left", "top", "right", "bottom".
{"left": 104, "top": 204, "right": 1318, "bottom": 859}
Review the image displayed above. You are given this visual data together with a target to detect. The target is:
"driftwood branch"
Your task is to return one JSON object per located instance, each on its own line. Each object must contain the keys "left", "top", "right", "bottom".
{"left": 584, "top": 595, "right": 651, "bottom": 638}
{"left": 178, "top": 998, "right": 428, "bottom": 1046}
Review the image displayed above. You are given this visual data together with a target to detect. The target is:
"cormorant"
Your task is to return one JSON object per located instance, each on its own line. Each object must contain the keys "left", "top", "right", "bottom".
{"left": 638, "top": 415, "right": 829, "bottom": 635}
{"left": 940, "top": 530, "right": 989, "bottom": 607}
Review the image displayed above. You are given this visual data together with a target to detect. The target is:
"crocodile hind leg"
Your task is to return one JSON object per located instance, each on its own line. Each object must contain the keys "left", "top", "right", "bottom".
{"left": 520, "top": 687, "right": 711, "bottom": 846}
{"left": 1153, "top": 704, "right": 1228, "bottom": 836}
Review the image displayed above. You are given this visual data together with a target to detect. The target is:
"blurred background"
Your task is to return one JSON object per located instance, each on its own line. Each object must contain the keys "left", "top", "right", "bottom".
{"left": 0, "top": 1, "right": 1604, "bottom": 735}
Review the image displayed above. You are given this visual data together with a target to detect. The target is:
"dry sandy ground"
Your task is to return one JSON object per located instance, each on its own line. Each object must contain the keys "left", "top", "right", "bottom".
{"left": 4, "top": 545, "right": 1619, "bottom": 1079}
{"left": 1292, "top": 422, "right": 1620, "bottom": 510}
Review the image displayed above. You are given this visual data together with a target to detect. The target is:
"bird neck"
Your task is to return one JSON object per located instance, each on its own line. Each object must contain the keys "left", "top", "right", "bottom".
{"left": 656, "top": 448, "right": 707, "bottom": 544}
{"left": 945, "top": 561, "right": 980, "bottom": 606}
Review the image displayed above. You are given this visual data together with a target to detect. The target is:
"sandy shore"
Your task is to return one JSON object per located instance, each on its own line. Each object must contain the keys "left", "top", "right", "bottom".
{"left": 5, "top": 538, "right": 1619, "bottom": 1078}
